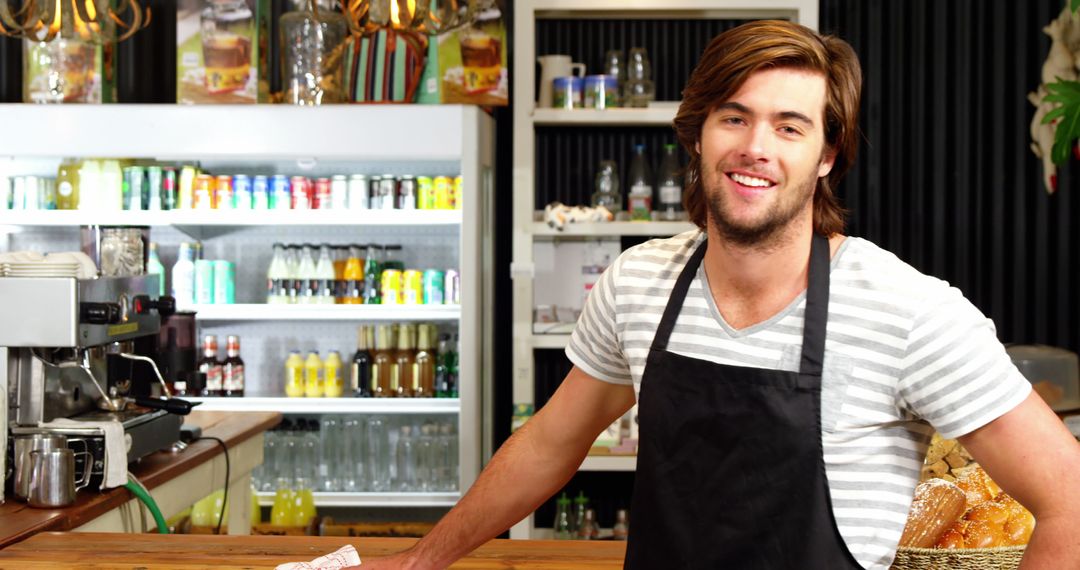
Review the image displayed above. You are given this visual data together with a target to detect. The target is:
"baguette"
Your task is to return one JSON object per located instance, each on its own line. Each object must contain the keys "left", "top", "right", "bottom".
{"left": 899, "top": 478, "right": 968, "bottom": 548}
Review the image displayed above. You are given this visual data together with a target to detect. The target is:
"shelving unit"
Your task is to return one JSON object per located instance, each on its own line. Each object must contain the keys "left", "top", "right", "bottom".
{"left": 0, "top": 104, "right": 495, "bottom": 510}
{"left": 511, "top": 0, "right": 819, "bottom": 540}
{"left": 578, "top": 455, "right": 637, "bottom": 472}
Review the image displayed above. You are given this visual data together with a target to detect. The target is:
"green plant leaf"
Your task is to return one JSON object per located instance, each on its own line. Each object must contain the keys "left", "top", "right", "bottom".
{"left": 1045, "top": 106, "right": 1068, "bottom": 124}
{"left": 1073, "top": 0, "right": 1080, "bottom": 13}
{"left": 1043, "top": 79, "right": 1080, "bottom": 164}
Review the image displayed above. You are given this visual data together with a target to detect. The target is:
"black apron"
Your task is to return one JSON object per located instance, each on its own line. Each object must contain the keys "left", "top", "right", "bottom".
{"left": 624, "top": 234, "right": 862, "bottom": 569}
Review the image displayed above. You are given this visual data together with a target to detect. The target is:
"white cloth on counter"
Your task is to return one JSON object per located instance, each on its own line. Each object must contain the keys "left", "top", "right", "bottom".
{"left": 275, "top": 544, "right": 361, "bottom": 570}
{"left": 41, "top": 418, "right": 128, "bottom": 488}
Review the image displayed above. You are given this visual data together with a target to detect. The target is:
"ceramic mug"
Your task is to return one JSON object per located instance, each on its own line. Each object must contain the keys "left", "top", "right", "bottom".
{"left": 537, "top": 55, "right": 585, "bottom": 108}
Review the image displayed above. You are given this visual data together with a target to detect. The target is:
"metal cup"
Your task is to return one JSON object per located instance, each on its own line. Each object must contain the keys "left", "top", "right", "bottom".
{"left": 14, "top": 433, "right": 67, "bottom": 501}
{"left": 27, "top": 448, "right": 91, "bottom": 508}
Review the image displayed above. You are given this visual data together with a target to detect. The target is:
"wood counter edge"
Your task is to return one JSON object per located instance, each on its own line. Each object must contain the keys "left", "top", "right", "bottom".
{"left": 0, "top": 411, "right": 281, "bottom": 549}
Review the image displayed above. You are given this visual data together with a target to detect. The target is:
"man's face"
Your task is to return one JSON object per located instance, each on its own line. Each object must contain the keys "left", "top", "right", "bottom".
{"left": 697, "top": 67, "right": 836, "bottom": 247}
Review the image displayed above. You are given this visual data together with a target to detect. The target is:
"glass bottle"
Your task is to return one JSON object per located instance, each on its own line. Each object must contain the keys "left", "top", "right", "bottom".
{"left": 266, "top": 242, "right": 288, "bottom": 304}
{"left": 172, "top": 242, "right": 196, "bottom": 310}
{"left": 372, "top": 325, "right": 395, "bottom": 397}
{"left": 572, "top": 491, "right": 589, "bottom": 536}
{"left": 222, "top": 335, "right": 245, "bottom": 397}
{"left": 627, "top": 144, "right": 653, "bottom": 221}
{"left": 291, "top": 476, "right": 317, "bottom": 526}
{"left": 77, "top": 158, "right": 100, "bottom": 211}
{"left": 297, "top": 244, "right": 318, "bottom": 304}
{"left": 656, "top": 143, "right": 683, "bottom": 221}
{"left": 554, "top": 493, "right": 573, "bottom": 540}
{"left": 342, "top": 244, "right": 364, "bottom": 305}
{"left": 304, "top": 350, "right": 324, "bottom": 398}
{"left": 146, "top": 242, "right": 166, "bottom": 296}
{"left": 285, "top": 245, "right": 301, "bottom": 304}
{"left": 613, "top": 508, "right": 630, "bottom": 541}
{"left": 624, "top": 47, "right": 655, "bottom": 108}
{"left": 591, "top": 160, "right": 622, "bottom": 211}
{"left": 362, "top": 244, "right": 384, "bottom": 304}
{"left": 55, "top": 158, "right": 80, "bottom": 210}
{"left": 394, "top": 425, "right": 417, "bottom": 491}
{"left": 280, "top": 0, "right": 349, "bottom": 105}
{"left": 100, "top": 159, "right": 123, "bottom": 211}
{"left": 434, "top": 334, "right": 451, "bottom": 398}
{"left": 22, "top": 39, "right": 98, "bottom": 103}
{"left": 324, "top": 349, "right": 344, "bottom": 397}
{"left": 413, "top": 324, "right": 436, "bottom": 398}
{"left": 351, "top": 325, "right": 374, "bottom": 397}
{"left": 284, "top": 350, "right": 305, "bottom": 397}
{"left": 579, "top": 508, "right": 600, "bottom": 540}
{"left": 448, "top": 335, "right": 460, "bottom": 398}
{"left": 314, "top": 243, "right": 336, "bottom": 304}
{"left": 394, "top": 324, "right": 416, "bottom": 397}
{"left": 332, "top": 244, "right": 347, "bottom": 303}
{"left": 198, "top": 334, "right": 223, "bottom": 397}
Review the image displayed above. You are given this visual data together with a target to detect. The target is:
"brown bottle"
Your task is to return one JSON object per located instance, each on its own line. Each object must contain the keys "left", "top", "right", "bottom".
{"left": 413, "top": 324, "right": 436, "bottom": 398}
{"left": 222, "top": 335, "right": 245, "bottom": 397}
{"left": 394, "top": 324, "right": 417, "bottom": 397}
{"left": 372, "top": 324, "right": 396, "bottom": 398}
{"left": 350, "top": 324, "right": 374, "bottom": 397}
{"left": 198, "top": 335, "right": 223, "bottom": 397}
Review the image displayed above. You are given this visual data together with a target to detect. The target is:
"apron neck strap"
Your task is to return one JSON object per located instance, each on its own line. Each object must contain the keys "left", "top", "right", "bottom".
{"left": 650, "top": 233, "right": 832, "bottom": 378}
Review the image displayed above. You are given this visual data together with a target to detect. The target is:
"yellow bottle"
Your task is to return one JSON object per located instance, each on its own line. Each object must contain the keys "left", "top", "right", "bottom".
{"left": 304, "top": 350, "right": 324, "bottom": 398}
{"left": 284, "top": 350, "right": 305, "bottom": 397}
{"left": 324, "top": 350, "right": 343, "bottom": 397}
{"left": 270, "top": 480, "right": 294, "bottom": 526}
{"left": 291, "top": 478, "right": 316, "bottom": 527}
{"left": 251, "top": 484, "right": 262, "bottom": 525}
{"left": 55, "top": 158, "right": 81, "bottom": 210}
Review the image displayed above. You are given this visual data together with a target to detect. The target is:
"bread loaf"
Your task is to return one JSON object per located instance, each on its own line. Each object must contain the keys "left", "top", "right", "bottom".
{"left": 995, "top": 493, "right": 1036, "bottom": 546}
{"left": 899, "top": 478, "right": 968, "bottom": 547}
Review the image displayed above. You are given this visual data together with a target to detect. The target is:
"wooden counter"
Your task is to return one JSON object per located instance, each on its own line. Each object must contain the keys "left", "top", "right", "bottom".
{"left": 0, "top": 411, "right": 280, "bottom": 549}
{"left": 0, "top": 532, "right": 628, "bottom": 569}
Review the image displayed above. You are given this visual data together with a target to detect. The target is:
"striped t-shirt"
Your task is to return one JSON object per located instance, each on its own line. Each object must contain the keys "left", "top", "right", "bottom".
{"left": 566, "top": 230, "right": 1031, "bottom": 570}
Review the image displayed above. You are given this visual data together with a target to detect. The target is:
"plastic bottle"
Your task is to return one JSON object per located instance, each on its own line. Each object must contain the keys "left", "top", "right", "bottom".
{"left": 297, "top": 244, "right": 317, "bottom": 304}
{"left": 324, "top": 350, "right": 344, "bottom": 397}
{"left": 284, "top": 350, "right": 305, "bottom": 397}
{"left": 266, "top": 243, "right": 287, "bottom": 304}
{"left": 304, "top": 350, "right": 324, "bottom": 397}
{"left": 627, "top": 144, "right": 653, "bottom": 221}
{"left": 171, "top": 242, "right": 196, "bottom": 309}
{"left": 100, "top": 159, "right": 123, "bottom": 211}
{"left": 656, "top": 143, "right": 683, "bottom": 221}
{"left": 314, "top": 243, "right": 336, "bottom": 304}
{"left": 55, "top": 158, "right": 80, "bottom": 210}
{"left": 77, "top": 159, "right": 100, "bottom": 211}
{"left": 147, "top": 242, "right": 166, "bottom": 296}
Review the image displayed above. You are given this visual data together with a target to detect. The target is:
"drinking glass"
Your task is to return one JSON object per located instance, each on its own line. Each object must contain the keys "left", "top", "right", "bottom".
{"left": 366, "top": 417, "right": 391, "bottom": 492}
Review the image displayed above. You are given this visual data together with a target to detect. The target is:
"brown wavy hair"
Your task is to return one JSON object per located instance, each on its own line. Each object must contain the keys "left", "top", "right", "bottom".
{"left": 674, "top": 20, "right": 862, "bottom": 236}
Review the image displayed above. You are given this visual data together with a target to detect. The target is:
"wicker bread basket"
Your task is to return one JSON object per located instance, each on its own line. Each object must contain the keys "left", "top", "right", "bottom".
{"left": 891, "top": 545, "right": 1026, "bottom": 570}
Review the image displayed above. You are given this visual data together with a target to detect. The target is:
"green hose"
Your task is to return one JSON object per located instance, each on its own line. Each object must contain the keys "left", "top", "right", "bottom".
{"left": 124, "top": 480, "right": 169, "bottom": 534}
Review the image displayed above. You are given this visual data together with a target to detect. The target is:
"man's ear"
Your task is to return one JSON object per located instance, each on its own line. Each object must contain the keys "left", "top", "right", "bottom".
{"left": 818, "top": 146, "right": 837, "bottom": 179}
{"left": 695, "top": 140, "right": 701, "bottom": 154}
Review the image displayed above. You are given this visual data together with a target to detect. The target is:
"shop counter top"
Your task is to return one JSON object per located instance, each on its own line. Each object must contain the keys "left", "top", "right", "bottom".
{"left": 0, "top": 410, "right": 281, "bottom": 549}
{"left": 0, "top": 532, "right": 628, "bottom": 568}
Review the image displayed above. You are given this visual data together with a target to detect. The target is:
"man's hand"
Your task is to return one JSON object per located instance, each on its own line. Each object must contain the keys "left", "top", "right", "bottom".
{"left": 959, "top": 391, "right": 1080, "bottom": 568}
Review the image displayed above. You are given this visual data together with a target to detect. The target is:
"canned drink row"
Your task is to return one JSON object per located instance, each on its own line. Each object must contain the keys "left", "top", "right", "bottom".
{"left": 0, "top": 175, "right": 58, "bottom": 210}
{"left": 381, "top": 268, "right": 460, "bottom": 306}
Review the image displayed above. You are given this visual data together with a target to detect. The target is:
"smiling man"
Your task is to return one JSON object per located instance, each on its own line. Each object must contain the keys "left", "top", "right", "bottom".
{"left": 358, "top": 20, "right": 1080, "bottom": 570}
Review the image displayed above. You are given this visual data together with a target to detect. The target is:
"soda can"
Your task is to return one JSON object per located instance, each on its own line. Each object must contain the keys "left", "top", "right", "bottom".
{"left": 417, "top": 176, "right": 434, "bottom": 210}
{"left": 194, "top": 259, "right": 216, "bottom": 304}
{"left": 380, "top": 268, "right": 403, "bottom": 305}
{"left": 270, "top": 174, "right": 291, "bottom": 210}
{"left": 444, "top": 269, "right": 460, "bottom": 304}
{"left": 368, "top": 176, "right": 383, "bottom": 209}
{"left": 233, "top": 175, "right": 253, "bottom": 209}
{"left": 377, "top": 175, "right": 396, "bottom": 210}
{"left": 314, "top": 177, "right": 332, "bottom": 210}
{"left": 348, "top": 174, "right": 368, "bottom": 209}
{"left": 123, "top": 166, "right": 144, "bottom": 210}
{"left": 331, "top": 175, "right": 348, "bottom": 210}
{"left": 213, "top": 260, "right": 236, "bottom": 304}
{"left": 252, "top": 175, "right": 271, "bottom": 210}
{"left": 434, "top": 176, "right": 452, "bottom": 210}
{"left": 291, "top": 176, "right": 313, "bottom": 209}
{"left": 398, "top": 176, "right": 418, "bottom": 210}
{"left": 193, "top": 174, "right": 215, "bottom": 209}
{"left": 215, "top": 175, "right": 234, "bottom": 209}
{"left": 0, "top": 175, "right": 10, "bottom": 210}
{"left": 162, "top": 167, "right": 177, "bottom": 210}
{"left": 453, "top": 175, "right": 463, "bottom": 209}
{"left": 422, "top": 269, "right": 445, "bottom": 304}
{"left": 402, "top": 270, "right": 424, "bottom": 304}
{"left": 147, "top": 166, "right": 163, "bottom": 210}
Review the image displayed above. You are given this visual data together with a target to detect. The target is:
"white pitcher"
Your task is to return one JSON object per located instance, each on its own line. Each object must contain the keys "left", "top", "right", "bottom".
{"left": 537, "top": 55, "right": 586, "bottom": 108}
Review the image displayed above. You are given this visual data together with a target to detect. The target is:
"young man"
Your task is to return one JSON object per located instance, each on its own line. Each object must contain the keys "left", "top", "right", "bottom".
{"left": 360, "top": 20, "right": 1080, "bottom": 569}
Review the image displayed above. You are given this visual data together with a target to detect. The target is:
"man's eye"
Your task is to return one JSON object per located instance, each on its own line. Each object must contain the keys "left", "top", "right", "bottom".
{"left": 779, "top": 126, "right": 801, "bottom": 135}
{"left": 722, "top": 117, "right": 745, "bottom": 126}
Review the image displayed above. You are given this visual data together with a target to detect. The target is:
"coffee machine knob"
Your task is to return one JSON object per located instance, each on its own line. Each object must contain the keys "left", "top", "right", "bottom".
{"left": 80, "top": 302, "right": 122, "bottom": 325}
{"left": 133, "top": 295, "right": 176, "bottom": 317}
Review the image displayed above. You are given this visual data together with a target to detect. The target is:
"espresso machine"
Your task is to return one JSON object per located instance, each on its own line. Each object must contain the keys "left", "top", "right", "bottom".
{"left": 1, "top": 274, "right": 190, "bottom": 504}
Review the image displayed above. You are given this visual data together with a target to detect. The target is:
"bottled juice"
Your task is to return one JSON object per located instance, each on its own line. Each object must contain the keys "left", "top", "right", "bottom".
{"left": 284, "top": 350, "right": 305, "bottom": 397}
{"left": 297, "top": 244, "right": 317, "bottom": 305}
{"left": 332, "top": 245, "right": 347, "bottom": 304}
{"left": 270, "top": 478, "right": 294, "bottom": 526}
{"left": 291, "top": 478, "right": 316, "bottom": 526}
{"left": 342, "top": 245, "right": 364, "bottom": 305}
{"left": 372, "top": 324, "right": 395, "bottom": 397}
{"left": 394, "top": 324, "right": 416, "bottom": 397}
{"left": 304, "top": 350, "right": 324, "bottom": 397}
{"left": 324, "top": 350, "right": 344, "bottom": 397}
{"left": 266, "top": 243, "right": 288, "bottom": 304}
{"left": 55, "top": 157, "right": 80, "bottom": 210}
{"left": 413, "top": 324, "right": 436, "bottom": 397}
{"left": 314, "top": 244, "right": 336, "bottom": 304}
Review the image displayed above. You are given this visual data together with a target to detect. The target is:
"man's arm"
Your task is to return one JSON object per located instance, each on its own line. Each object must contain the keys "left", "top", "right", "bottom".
{"left": 359, "top": 366, "right": 636, "bottom": 570}
{"left": 958, "top": 391, "right": 1080, "bottom": 568}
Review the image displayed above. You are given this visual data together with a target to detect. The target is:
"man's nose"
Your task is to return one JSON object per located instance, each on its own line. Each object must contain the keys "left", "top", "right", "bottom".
{"left": 738, "top": 123, "right": 774, "bottom": 163}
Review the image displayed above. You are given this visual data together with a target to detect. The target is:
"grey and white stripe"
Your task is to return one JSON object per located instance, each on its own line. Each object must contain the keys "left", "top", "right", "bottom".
{"left": 566, "top": 230, "right": 1030, "bottom": 570}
